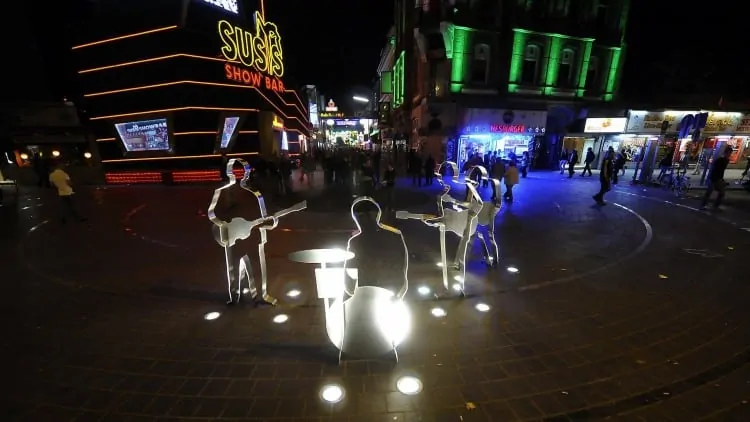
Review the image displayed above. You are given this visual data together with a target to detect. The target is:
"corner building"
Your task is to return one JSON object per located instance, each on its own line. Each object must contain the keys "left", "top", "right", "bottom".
{"left": 74, "top": 0, "right": 310, "bottom": 184}
{"left": 379, "top": 0, "right": 629, "bottom": 169}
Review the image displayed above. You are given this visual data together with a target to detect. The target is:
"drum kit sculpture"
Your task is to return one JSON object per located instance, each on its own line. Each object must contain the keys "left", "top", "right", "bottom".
{"left": 207, "top": 159, "right": 501, "bottom": 361}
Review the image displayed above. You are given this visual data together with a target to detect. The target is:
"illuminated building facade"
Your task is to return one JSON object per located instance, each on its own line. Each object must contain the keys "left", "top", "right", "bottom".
{"left": 74, "top": 0, "right": 310, "bottom": 184}
{"left": 379, "top": 0, "right": 630, "bottom": 168}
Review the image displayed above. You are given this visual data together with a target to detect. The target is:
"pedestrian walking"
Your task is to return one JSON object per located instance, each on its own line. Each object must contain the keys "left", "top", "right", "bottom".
{"left": 593, "top": 147, "right": 614, "bottom": 206}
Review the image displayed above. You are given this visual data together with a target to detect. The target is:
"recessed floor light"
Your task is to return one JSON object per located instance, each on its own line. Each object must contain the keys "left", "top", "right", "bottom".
{"left": 242, "top": 288, "right": 250, "bottom": 294}
{"left": 320, "top": 384, "right": 345, "bottom": 403}
{"left": 507, "top": 266, "right": 519, "bottom": 273}
{"left": 475, "top": 303, "right": 490, "bottom": 312}
{"left": 436, "top": 262, "right": 443, "bottom": 267}
{"left": 452, "top": 283, "right": 462, "bottom": 291}
{"left": 204, "top": 311, "right": 221, "bottom": 321}
{"left": 273, "top": 314, "right": 289, "bottom": 324}
{"left": 453, "top": 275, "right": 464, "bottom": 282}
{"left": 417, "top": 286, "right": 431, "bottom": 296}
{"left": 431, "top": 307, "right": 447, "bottom": 317}
{"left": 287, "top": 289, "right": 301, "bottom": 298}
{"left": 396, "top": 376, "right": 423, "bottom": 395}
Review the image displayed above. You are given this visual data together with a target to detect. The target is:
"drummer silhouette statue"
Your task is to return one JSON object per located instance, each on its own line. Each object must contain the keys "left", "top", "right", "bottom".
{"left": 208, "top": 158, "right": 306, "bottom": 305}
{"left": 325, "top": 196, "right": 410, "bottom": 362}
{"left": 396, "top": 161, "right": 492, "bottom": 296}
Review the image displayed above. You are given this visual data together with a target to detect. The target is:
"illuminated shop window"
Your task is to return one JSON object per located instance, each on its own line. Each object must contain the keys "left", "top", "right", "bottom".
{"left": 558, "top": 48, "right": 575, "bottom": 87}
{"left": 521, "top": 44, "right": 540, "bottom": 85}
{"left": 472, "top": 44, "right": 490, "bottom": 84}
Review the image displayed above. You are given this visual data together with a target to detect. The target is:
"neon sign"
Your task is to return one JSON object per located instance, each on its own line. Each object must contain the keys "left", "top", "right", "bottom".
{"left": 272, "top": 114, "right": 284, "bottom": 130}
{"left": 218, "top": 11, "right": 285, "bottom": 91}
{"left": 490, "top": 124, "right": 525, "bottom": 133}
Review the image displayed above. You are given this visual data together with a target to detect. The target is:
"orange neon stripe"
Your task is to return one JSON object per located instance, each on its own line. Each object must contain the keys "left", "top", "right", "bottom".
{"left": 101, "top": 152, "right": 258, "bottom": 163}
{"left": 85, "top": 81, "right": 309, "bottom": 126}
{"left": 72, "top": 26, "right": 178, "bottom": 50}
{"left": 96, "top": 130, "right": 259, "bottom": 142}
{"left": 90, "top": 106, "right": 259, "bottom": 121}
{"left": 77, "top": 53, "right": 307, "bottom": 112}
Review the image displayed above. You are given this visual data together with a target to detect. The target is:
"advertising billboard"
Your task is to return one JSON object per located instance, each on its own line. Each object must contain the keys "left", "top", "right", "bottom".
{"left": 114, "top": 118, "right": 171, "bottom": 152}
{"left": 220, "top": 117, "right": 240, "bottom": 149}
{"left": 201, "top": 0, "right": 238, "bottom": 14}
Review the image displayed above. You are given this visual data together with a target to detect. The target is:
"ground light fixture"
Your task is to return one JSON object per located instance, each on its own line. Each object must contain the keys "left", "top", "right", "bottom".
{"left": 475, "top": 303, "right": 491, "bottom": 312}
{"left": 352, "top": 96, "right": 370, "bottom": 103}
{"left": 84, "top": 152, "right": 92, "bottom": 159}
{"left": 203, "top": 311, "right": 221, "bottom": 320}
{"left": 320, "top": 384, "right": 345, "bottom": 403}
{"left": 51, "top": 150, "right": 61, "bottom": 157}
{"left": 272, "top": 314, "right": 289, "bottom": 324}
{"left": 507, "top": 266, "right": 519, "bottom": 273}
{"left": 286, "top": 289, "right": 301, "bottom": 298}
{"left": 396, "top": 376, "right": 423, "bottom": 395}
{"left": 20, "top": 153, "right": 29, "bottom": 160}
{"left": 431, "top": 307, "right": 447, "bottom": 317}
{"left": 417, "top": 286, "right": 431, "bottom": 296}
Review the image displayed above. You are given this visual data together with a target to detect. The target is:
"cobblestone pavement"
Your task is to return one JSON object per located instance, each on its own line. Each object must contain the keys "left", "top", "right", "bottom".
{"left": 2, "top": 172, "right": 750, "bottom": 421}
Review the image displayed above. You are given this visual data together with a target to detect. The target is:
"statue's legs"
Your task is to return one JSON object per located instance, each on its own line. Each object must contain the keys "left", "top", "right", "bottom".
{"left": 488, "top": 226, "right": 499, "bottom": 267}
{"left": 256, "top": 230, "right": 278, "bottom": 306}
{"left": 223, "top": 246, "right": 237, "bottom": 304}
{"left": 476, "top": 232, "right": 492, "bottom": 266}
{"left": 439, "top": 225, "right": 449, "bottom": 292}
{"left": 238, "top": 255, "right": 257, "bottom": 303}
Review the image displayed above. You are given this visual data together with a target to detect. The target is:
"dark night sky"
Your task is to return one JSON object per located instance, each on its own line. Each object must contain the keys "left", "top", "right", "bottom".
{"left": 19, "top": 0, "right": 750, "bottom": 106}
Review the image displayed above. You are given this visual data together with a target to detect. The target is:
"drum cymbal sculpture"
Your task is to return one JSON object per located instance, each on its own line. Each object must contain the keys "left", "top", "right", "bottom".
{"left": 396, "top": 161, "right": 483, "bottom": 296}
{"left": 322, "top": 197, "right": 411, "bottom": 363}
{"left": 208, "top": 158, "right": 307, "bottom": 305}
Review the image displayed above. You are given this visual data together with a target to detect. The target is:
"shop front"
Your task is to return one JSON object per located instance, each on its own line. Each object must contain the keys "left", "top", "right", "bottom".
{"left": 698, "top": 112, "right": 747, "bottom": 169}
{"left": 324, "top": 119, "right": 376, "bottom": 146}
{"left": 449, "top": 109, "right": 546, "bottom": 168}
{"left": 564, "top": 117, "right": 628, "bottom": 167}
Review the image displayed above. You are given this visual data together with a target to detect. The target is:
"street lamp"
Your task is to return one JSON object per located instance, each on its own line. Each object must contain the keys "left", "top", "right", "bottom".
{"left": 352, "top": 96, "right": 370, "bottom": 103}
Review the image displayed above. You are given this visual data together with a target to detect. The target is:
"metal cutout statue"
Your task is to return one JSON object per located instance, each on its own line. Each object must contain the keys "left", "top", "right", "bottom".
{"left": 325, "top": 196, "right": 411, "bottom": 362}
{"left": 396, "top": 161, "right": 483, "bottom": 295}
{"left": 464, "top": 165, "right": 501, "bottom": 267}
{"left": 208, "top": 158, "right": 307, "bottom": 305}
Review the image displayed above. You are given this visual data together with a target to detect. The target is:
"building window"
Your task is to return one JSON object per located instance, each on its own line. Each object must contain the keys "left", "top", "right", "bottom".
{"left": 472, "top": 43, "right": 490, "bottom": 84}
{"left": 521, "top": 44, "right": 540, "bottom": 85}
{"left": 585, "top": 56, "right": 599, "bottom": 91}
{"left": 558, "top": 48, "right": 575, "bottom": 87}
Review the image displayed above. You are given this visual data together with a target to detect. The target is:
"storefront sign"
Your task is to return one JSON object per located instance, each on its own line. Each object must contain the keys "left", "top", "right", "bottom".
{"left": 678, "top": 112, "right": 708, "bottom": 139}
{"left": 219, "top": 11, "right": 285, "bottom": 91}
{"left": 490, "top": 124, "right": 525, "bottom": 133}
{"left": 272, "top": 114, "right": 284, "bottom": 130}
{"left": 702, "top": 112, "right": 742, "bottom": 133}
{"left": 626, "top": 110, "right": 698, "bottom": 133}
{"left": 321, "top": 111, "right": 344, "bottom": 118}
{"left": 463, "top": 109, "right": 547, "bottom": 136}
{"left": 584, "top": 118, "right": 627, "bottom": 133}
{"left": 735, "top": 115, "right": 750, "bottom": 134}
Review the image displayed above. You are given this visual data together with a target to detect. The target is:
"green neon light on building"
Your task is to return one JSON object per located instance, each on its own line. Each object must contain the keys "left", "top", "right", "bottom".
{"left": 604, "top": 48, "right": 622, "bottom": 101}
{"left": 543, "top": 36, "right": 562, "bottom": 94}
{"left": 392, "top": 51, "right": 405, "bottom": 107}
{"left": 450, "top": 26, "right": 474, "bottom": 93}
{"left": 508, "top": 30, "right": 527, "bottom": 92}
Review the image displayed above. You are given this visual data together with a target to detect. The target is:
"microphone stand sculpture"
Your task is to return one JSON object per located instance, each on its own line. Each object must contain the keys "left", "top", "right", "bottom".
{"left": 396, "top": 162, "right": 483, "bottom": 296}
{"left": 208, "top": 158, "right": 307, "bottom": 305}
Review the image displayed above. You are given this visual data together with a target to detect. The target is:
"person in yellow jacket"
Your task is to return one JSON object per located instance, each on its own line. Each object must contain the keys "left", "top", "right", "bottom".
{"left": 503, "top": 160, "right": 520, "bottom": 202}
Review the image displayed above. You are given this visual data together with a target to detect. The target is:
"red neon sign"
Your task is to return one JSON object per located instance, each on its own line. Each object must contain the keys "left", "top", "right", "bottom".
{"left": 224, "top": 63, "right": 285, "bottom": 93}
{"left": 490, "top": 124, "right": 525, "bottom": 133}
